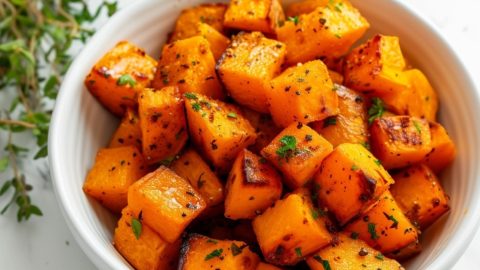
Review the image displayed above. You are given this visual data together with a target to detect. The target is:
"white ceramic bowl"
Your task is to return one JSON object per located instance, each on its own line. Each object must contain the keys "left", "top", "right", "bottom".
{"left": 49, "top": 0, "right": 480, "bottom": 269}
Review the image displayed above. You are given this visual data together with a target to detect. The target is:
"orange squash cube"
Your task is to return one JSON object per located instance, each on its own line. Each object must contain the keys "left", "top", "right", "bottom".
{"left": 344, "top": 35, "right": 410, "bottom": 95}
{"left": 128, "top": 166, "right": 206, "bottom": 243}
{"left": 286, "top": 0, "right": 328, "bottom": 17}
{"left": 262, "top": 123, "right": 333, "bottom": 189}
{"left": 345, "top": 191, "right": 419, "bottom": 254}
{"left": 84, "top": 41, "right": 157, "bottom": 116}
{"left": 370, "top": 115, "right": 432, "bottom": 169}
{"left": 196, "top": 23, "right": 230, "bottom": 60}
{"left": 306, "top": 233, "right": 403, "bottom": 270}
{"left": 422, "top": 122, "right": 456, "bottom": 173}
{"left": 311, "top": 85, "right": 368, "bottom": 147}
{"left": 138, "top": 87, "right": 188, "bottom": 165}
{"left": 152, "top": 36, "right": 224, "bottom": 100}
{"left": 391, "top": 164, "right": 450, "bottom": 229}
{"left": 108, "top": 108, "right": 142, "bottom": 149}
{"left": 178, "top": 234, "right": 260, "bottom": 270}
{"left": 314, "top": 143, "right": 394, "bottom": 225}
{"left": 171, "top": 149, "right": 224, "bottom": 207}
{"left": 217, "top": 32, "right": 286, "bottom": 113}
{"left": 268, "top": 60, "right": 339, "bottom": 127}
{"left": 83, "top": 146, "right": 147, "bottom": 213}
{"left": 185, "top": 93, "right": 257, "bottom": 174}
{"left": 223, "top": 0, "right": 285, "bottom": 34}
{"left": 113, "top": 208, "right": 180, "bottom": 270}
{"left": 225, "top": 149, "right": 283, "bottom": 220}
{"left": 277, "top": 1, "right": 370, "bottom": 65}
{"left": 252, "top": 190, "right": 333, "bottom": 265}
{"left": 169, "top": 3, "right": 227, "bottom": 42}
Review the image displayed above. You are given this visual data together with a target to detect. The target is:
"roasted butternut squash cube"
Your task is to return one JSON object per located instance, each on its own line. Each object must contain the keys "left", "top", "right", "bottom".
{"left": 379, "top": 69, "right": 438, "bottom": 122}
{"left": 277, "top": 1, "right": 369, "bottom": 65}
{"left": 138, "top": 87, "right": 188, "bottom": 165}
{"left": 171, "top": 148, "right": 224, "bottom": 207}
{"left": 344, "top": 35, "right": 410, "bottom": 95}
{"left": 179, "top": 234, "right": 260, "bottom": 270}
{"left": 311, "top": 85, "right": 368, "bottom": 147}
{"left": 196, "top": 23, "right": 230, "bottom": 60}
{"left": 225, "top": 149, "right": 283, "bottom": 220}
{"left": 152, "top": 36, "right": 224, "bottom": 100}
{"left": 169, "top": 3, "right": 227, "bottom": 42}
{"left": 185, "top": 93, "right": 257, "bottom": 174}
{"left": 224, "top": 0, "right": 285, "bottom": 34}
{"left": 345, "top": 191, "right": 419, "bottom": 253}
{"left": 252, "top": 190, "right": 333, "bottom": 265}
{"left": 83, "top": 146, "right": 146, "bottom": 213}
{"left": 314, "top": 143, "right": 393, "bottom": 225}
{"left": 262, "top": 123, "right": 333, "bottom": 189}
{"left": 391, "top": 165, "right": 450, "bottom": 229}
{"left": 286, "top": 0, "right": 328, "bottom": 17}
{"left": 113, "top": 208, "right": 180, "bottom": 270}
{"left": 217, "top": 32, "right": 286, "bottom": 113}
{"left": 370, "top": 115, "right": 432, "bottom": 169}
{"left": 128, "top": 166, "right": 207, "bottom": 243}
{"left": 306, "top": 233, "right": 403, "bottom": 270}
{"left": 268, "top": 60, "right": 338, "bottom": 127}
{"left": 108, "top": 108, "right": 142, "bottom": 149}
{"left": 84, "top": 41, "right": 157, "bottom": 116}
{"left": 422, "top": 122, "right": 456, "bottom": 173}
{"left": 243, "top": 109, "right": 282, "bottom": 154}
{"left": 257, "top": 262, "right": 283, "bottom": 270}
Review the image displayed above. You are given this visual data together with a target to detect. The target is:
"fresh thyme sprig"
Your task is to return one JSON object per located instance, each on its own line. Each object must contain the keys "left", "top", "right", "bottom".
{"left": 0, "top": 0, "right": 117, "bottom": 222}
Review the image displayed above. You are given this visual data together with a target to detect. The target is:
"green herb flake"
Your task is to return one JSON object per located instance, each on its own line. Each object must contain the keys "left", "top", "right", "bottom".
{"left": 192, "top": 103, "right": 202, "bottom": 112}
{"left": 374, "top": 159, "right": 382, "bottom": 166}
{"left": 116, "top": 74, "right": 136, "bottom": 87}
{"left": 276, "top": 135, "right": 297, "bottom": 159}
{"left": 206, "top": 239, "right": 218, "bottom": 244}
{"left": 311, "top": 208, "right": 325, "bottom": 220}
{"left": 368, "top": 98, "right": 385, "bottom": 124}
{"left": 160, "top": 156, "right": 175, "bottom": 166}
{"left": 324, "top": 117, "right": 337, "bottom": 127}
{"left": 287, "top": 16, "right": 299, "bottom": 25}
{"left": 204, "top": 248, "right": 223, "bottom": 261}
{"left": 313, "top": 255, "right": 331, "bottom": 270}
{"left": 184, "top": 92, "right": 198, "bottom": 100}
{"left": 227, "top": 112, "right": 237, "bottom": 119}
{"left": 295, "top": 247, "right": 302, "bottom": 257}
{"left": 413, "top": 120, "right": 422, "bottom": 134}
{"left": 375, "top": 253, "right": 384, "bottom": 261}
{"left": 361, "top": 141, "right": 371, "bottom": 150}
{"left": 131, "top": 217, "right": 142, "bottom": 240}
{"left": 334, "top": 33, "right": 342, "bottom": 39}
{"left": 384, "top": 212, "right": 399, "bottom": 228}
{"left": 231, "top": 243, "right": 243, "bottom": 256}
{"left": 350, "top": 232, "right": 359, "bottom": 240}
{"left": 351, "top": 165, "right": 359, "bottom": 171}
{"left": 368, "top": 222, "right": 379, "bottom": 240}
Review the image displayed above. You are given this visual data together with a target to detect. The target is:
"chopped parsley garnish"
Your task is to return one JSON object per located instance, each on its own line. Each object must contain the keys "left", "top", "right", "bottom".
{"left": 311, "top": 208, "right": 325, "bottom": 220}
{"left": 361, "top": 141, "right": 371, "bottom": 150}
{"left": 368, "top": 97, "right": 385, "bottom": 124}
{"left": 131, "top": 217, "right": 142, "bottom": 240}
{"left": 160, "top": 156, "right": 175, "bottom": 166}
{"left": 313, "top": 255, "right": 331, "bottom": 270}
{"left": 384, "top": 212, "right": 399, "bottom": 228}
{"left": 295, "top": 247, "right": 302, "bottom": 257}
{"left": 116, "top": 74, "right": 136, "bottom": 87}
{"left": 374, "top": 159, "right": 382, "bottom": 166}
{"left": 413, "top": 120, "right": 422, "bottom": 134}
{"left": 227, "top": 112, "right": 237, "bottom": 119}
{"left": 231, "top": 243, "right": 243, "bottom": 256}
{"left": 368, "top": 222, "right": 379, "bottom": 240}
{"left": 206, "top": 239, "right": 218, "bottom": 244}
{"left": 375, "top": 253, "right": 384, "bottom": 261}
{"left": 204, "top": 248, "right": 223, "bottom": 261}
{"left": 192, "top": 103, "right": 201, "bottom": 111}
{"left": 287, "top": 16, "right": 299, "bottom": 25}
{"left": 334, "top": 33, "right": 342, "bottom": 39}
{"left": 324, "top": 117, "right": 337, "bottom": 127}
{"left": 351, "top": 165, "right": 359, "bottom": 171}
{"left": 276, "top": 135, "right": 297, "bottom": 159}
{"left": 350, "top": 232, "right": 359, "bottom": 239}
{"left": 184, "top": 92, "right": 198, "bottom": 100}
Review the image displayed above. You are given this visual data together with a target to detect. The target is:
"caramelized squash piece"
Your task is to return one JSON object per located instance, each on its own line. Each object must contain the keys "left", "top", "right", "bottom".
{"left": 277, "top": 1, "right": 370, "bottom": 65}
{"left": 113, "top": 208, "right": 180, "bottom": 270}
{"left": 224, "top": 0, "right": 285, "bottom": 34}
{"left": 152, "top": 36, "right": 224, "bottom": 100}
{"left": 268, "top": 60, "right": 338, "bottom": 127}
{"left": 196, "top": 23, "right": 230, "bottom": 60}
{"left": 345, "top": 191, "right": 419, "bottom": 253}
{"left": 422, "top": 122, "right": 456, "bottom": 172}
{"left": 108, "top": 108, "right": 142, "bottom": 149}
{"left": 391, "top": 164, "right": 450, "bottom": 229}
{"left": 262, "top": 123, "right": 333, "bottom": 189}
{"left": 169, "top": 3, "right": 227, "bottom": 42}
{"left": 344, "top": 35, "right": 409, "bottom": 95}
{"left": 128, "top": 166, "right": 206, "bottom": 243}
{"left": 252, "top": 190, "right": 333, "bottom": 265}
{"left": 84, "top": 41, "right": 157, "bottom": 116}
{"left": 243, "top": 109, "right": 282, "bottom": 154}
{"left": 225, "top": 149, "right": 283, "bottom": 220}
{"left": 185, "top": 93, "right": 257, "bottom": 174}
{"left": 83, "top": 146, "right": 146, "bottom": 213}
{"left": 179, "top": 234, "right": 260, "bottom": 270}
{"left": 171, "top": 149, "right": 224, "bottom": 207}
{"left": 311, "top": 85, "right": 368, "bottom": 147}
{"left": 217, "top": 31, "right": 286, "bottom": 113}
{"left": 306, "top": 233, "right": 403, "bottom": 270}
{"left": 138, "top": 87, "right": 188, "bottom": 164}
{"left": 370, "top": 115, "right": 432, "bottom": 169}
{"left": 314, "top": 143, "right": 394, "bottom": 225}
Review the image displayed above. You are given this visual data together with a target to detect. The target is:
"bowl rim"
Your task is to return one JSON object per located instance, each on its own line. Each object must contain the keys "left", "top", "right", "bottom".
{"left": 48, "top": 0, "right": 480, "bottom": 269}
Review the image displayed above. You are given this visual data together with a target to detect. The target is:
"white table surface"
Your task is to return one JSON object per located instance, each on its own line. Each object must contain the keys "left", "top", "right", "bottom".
{"left": 0, "top": 0, "right": 479, "bottom": 269}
